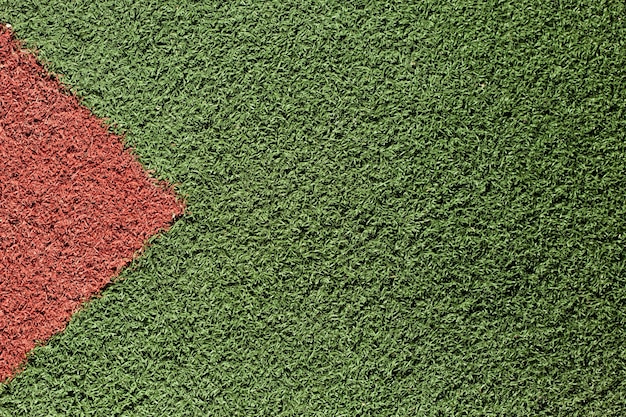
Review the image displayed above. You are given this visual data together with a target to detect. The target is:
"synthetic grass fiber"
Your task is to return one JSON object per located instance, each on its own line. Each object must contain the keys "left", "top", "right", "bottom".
{"left": 1, "top": 0, "right": 626, "bottom": 415}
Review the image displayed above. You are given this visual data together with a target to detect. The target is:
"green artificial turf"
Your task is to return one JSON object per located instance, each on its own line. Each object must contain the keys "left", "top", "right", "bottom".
{"left": 1, "top": 0, "right": 626, "bottom": 415}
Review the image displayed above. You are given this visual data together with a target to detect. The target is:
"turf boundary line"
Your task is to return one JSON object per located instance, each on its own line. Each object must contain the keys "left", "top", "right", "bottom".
{"left": 0, "top": 26, "right": 184, "bottom": 381}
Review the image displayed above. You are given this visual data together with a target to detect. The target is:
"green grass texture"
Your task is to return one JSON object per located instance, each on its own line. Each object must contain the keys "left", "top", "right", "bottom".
{"left": 1, "top": 0, "right": 626, "bottom": 415}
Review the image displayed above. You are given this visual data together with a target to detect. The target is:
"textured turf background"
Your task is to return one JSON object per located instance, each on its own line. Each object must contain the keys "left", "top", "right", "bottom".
{"left": 1, "top": 0, "right": 626, "bottom": 415}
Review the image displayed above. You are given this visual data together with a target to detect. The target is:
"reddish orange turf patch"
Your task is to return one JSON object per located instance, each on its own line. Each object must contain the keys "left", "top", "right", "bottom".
{"left": 0, "top": 27, "right": 184, "bottom": 380}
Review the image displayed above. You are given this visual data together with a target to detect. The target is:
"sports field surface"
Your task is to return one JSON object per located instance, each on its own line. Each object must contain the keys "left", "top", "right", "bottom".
{"left": 1, "top": 1, "right": 625, "bottom": 415}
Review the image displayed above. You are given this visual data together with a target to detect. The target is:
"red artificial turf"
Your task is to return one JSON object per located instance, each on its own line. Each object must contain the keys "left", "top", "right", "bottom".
{"left": 0, "top": 27, "right": 184, "bottom": 381}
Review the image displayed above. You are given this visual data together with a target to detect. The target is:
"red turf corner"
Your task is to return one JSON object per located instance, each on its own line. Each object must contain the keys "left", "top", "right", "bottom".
{"left": 0, "top": 27, "right": 184, "bottom": 381}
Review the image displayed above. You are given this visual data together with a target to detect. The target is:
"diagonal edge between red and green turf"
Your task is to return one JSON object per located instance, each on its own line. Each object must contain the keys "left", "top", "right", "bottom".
{"left": 0, "top": 25, "right": 185, "bottom": 381}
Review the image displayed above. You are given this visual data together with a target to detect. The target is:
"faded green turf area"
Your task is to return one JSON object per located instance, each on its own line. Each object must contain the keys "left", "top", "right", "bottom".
{"left": 1, "top": 0, "right": 626, "bottom": 415}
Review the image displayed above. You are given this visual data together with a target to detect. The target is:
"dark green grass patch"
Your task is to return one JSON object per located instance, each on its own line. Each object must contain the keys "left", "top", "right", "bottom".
{"left": 1, "top": 0, "right": 626, "bottom": 415}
